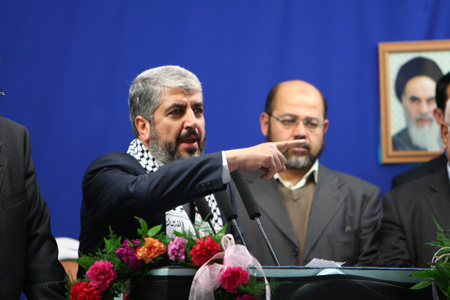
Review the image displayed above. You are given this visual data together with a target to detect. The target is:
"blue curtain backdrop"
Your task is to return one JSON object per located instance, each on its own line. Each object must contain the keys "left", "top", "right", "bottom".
{"left": 1, "top": 0, "right": 449, "bottom": 240}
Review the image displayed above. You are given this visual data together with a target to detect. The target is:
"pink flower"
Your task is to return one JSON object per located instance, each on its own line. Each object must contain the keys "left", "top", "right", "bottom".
{"left": 86, "top": 260, "right": 118, "bottom": 291}
{"left": 168, "top": 236, "right": 187, "bottom": 261}
{"left": 236, "top": 294, "right": 259, "bottom": 300}
{"left": 116, "top": 240, "right": 143, "bottom": 269}
{"left": 189, "top": 236, "right": 221, "bottom": 266}
{"left": 70, "top": 281, "right": 102, "bottom": 300}
{"left": 219, "top": 266, "right": 250, "bottom": 293}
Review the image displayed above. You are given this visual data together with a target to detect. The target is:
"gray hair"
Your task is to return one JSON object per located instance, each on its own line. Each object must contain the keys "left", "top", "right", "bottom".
{"left": 128, "top": 65, "right": 202, "bottom": 137}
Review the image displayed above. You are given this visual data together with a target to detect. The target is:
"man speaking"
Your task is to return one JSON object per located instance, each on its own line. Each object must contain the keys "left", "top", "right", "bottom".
{"left": 78, "top": 65, "right": 304, "bottom": 262}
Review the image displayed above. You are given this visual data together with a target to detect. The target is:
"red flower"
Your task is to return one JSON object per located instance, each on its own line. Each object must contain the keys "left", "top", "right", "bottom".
{"left": 70, "top": 281, "right": 102, "bottom": 300}
{"left": 189, "top": 236, "right": 221, "bottom": 266}
{"left": 86, "top": 260, "right": 118, "bottom": 291}
{"left": 219, "top": 266, "right": 250, "bottom": 293}
{"left": 136, "top": 237, "right": 166, "bottom": 264}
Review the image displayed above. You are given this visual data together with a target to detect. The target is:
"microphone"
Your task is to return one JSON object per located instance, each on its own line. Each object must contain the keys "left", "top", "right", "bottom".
{"left": 231, "top": 170, "right": 280, "bottom": 266}
{"left": 193, "top": 197, "right": 216, "bottom": 235}
{"left": 214, "top": 190, "right": 247, "bottom": 247}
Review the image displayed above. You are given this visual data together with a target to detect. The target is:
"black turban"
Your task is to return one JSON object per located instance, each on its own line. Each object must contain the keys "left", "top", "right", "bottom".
{"left": 395, "top": 57, "right": 443, "bottom": 102}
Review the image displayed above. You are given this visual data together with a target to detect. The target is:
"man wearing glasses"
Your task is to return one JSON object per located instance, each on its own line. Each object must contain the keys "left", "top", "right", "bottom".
{"left": 378, "top": 97, "right": 450, "bottom": 268}
{"left": 235, "top": 80, "right": 382, "bottom": 266}
{"left": 0, "top": 88, "right": 66, "bottom": 298}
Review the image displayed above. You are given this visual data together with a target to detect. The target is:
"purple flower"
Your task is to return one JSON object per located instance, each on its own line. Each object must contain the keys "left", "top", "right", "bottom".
{"left": 116, "top": 239, "right": 144, "bottom": 269}
{"left": 168, "top": 236, "right": 187, "bottom": 261}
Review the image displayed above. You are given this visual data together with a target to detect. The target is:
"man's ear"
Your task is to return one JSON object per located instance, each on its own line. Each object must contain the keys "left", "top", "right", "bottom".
{"left": 323, "top": 119, "right": 329, "bottom": 134}
{"left": 260, "top": 112, "right": 270, "bottom": 137}
{"left": 434, "top": 107, "right": 444, "bottom": 124}
{"left": 441, "top": 122, "right": 448, "bottom": 151}
{"left": 135, "top": 116, "right": 151, "bottom": 143}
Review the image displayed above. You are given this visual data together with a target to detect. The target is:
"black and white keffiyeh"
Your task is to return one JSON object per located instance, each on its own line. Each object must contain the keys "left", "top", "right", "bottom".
{"left": 127, "top": 138, "right": 223, "bottom": 236}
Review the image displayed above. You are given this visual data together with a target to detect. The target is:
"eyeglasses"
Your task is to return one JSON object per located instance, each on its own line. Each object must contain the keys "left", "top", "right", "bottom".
{"left": 268, "top": 113, "right": 325, "bottom": 132}
{"left": 0, "top": 88, "right": 4, "bottom": 97}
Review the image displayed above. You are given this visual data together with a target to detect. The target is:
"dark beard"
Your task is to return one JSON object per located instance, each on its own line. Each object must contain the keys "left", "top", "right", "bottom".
{"left": 149, "top": 127, "right": 206, "bottom": 164}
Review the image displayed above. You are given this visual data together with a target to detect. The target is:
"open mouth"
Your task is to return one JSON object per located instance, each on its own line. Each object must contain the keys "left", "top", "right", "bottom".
{"left": 180, "top": 135, "right": 199, "bottom": 147}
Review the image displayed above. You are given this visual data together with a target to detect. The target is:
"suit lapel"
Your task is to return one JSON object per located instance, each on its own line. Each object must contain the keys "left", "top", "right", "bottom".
{"left": 304, "top": 165, "right": 345, "bottom": 259}
{"left": 243, "top": 172, "right": 298, "bottom": 246}
{"left": 426, "top": 169, "right": 450, "bottom": 231}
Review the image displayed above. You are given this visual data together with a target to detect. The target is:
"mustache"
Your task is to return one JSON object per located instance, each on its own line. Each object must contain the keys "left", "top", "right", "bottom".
{"left": 415, "top": 113, "right": 434, "bottom": 123}
{"left": 300, "top": 142, "right": 311, "bottom": 151}
{"left": 284, "top": 138, "right": 310, "bottom": 154}
{"left": 176, "top": 129, "right": 200, "bottom": 143}
{"left": 294, "top": 137, "right": 310, "bottom": 150}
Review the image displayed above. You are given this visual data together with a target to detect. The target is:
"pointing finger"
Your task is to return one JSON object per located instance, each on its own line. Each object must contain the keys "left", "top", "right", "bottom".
{"left": 274, "top": 140, "right": 306, "bottom": 152}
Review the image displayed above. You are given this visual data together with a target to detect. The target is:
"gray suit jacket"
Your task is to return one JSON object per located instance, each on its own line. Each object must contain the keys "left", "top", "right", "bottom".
{"left": 378, "top": 168, "right": 450, "bottom": 268}
{"left": 0, "top": 117, "right": 66, "bottom": 299}
{"left": 235, "top": 164, "right": 382, "bottom": 266}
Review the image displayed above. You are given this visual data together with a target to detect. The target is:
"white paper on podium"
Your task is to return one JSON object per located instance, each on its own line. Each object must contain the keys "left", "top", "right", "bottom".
{"left": 305, "top": 258, "right": 345, "bottom": 268}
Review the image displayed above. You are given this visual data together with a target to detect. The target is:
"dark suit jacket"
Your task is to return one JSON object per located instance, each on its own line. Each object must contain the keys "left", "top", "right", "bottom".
{"left": 391, "top": 153, "right": 447, "bottom": 189}
{"left": 235, "top": 165, "right": 382, "bottom": 266}
{"left": 378, "top": 169, "right": 450, "bottom": 268}
{"left": 79, "top": 151, "right": 235, "bottom": 259}
{"left": 0, "top": 117, "right": 66, "bottom": 299}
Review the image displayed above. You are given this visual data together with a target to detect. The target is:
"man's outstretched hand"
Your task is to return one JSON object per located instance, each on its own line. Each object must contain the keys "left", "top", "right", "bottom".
{"left": 225, "top": 140, "right": 306, "bottom": 179}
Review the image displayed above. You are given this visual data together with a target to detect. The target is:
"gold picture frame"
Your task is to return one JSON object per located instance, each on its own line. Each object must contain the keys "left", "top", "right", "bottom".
{"left": 379, "top": 39, "right": 450, "bottom": 163}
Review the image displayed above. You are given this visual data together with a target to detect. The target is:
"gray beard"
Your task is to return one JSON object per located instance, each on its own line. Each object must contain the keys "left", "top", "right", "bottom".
{"left": 404, "top": 110, "right": 442, "bottom": 151}
{"left": 284, "top": 141, "right": 325, "bottom": 170}
{"left": 149, "top": 126, "right": 206, "bottom": 165}
{"left": 285, "top": 153, "right": 315, "bottom": 170}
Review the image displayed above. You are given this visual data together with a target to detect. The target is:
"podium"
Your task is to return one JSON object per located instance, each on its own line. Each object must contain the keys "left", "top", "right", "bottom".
{"left": 130, "top": 266, "right": 437, "bottom": 299}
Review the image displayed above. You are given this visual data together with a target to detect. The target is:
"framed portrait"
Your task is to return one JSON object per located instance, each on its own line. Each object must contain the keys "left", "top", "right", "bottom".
{"left": 379, "top": 39, "right": 450, "bottom": 164}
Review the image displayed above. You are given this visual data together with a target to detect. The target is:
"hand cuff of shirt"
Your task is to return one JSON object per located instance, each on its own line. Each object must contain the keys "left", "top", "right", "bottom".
{"left": 221, "top": 151, "right": 230, "bottom": 184}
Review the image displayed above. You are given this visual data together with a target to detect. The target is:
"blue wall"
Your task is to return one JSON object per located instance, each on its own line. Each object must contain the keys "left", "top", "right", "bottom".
{"left": 1, "top": 1, "right": 449, "bottom": 240}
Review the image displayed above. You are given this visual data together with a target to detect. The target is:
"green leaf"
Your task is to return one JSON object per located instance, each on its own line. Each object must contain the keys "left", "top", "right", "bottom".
{"left": 173, "top": 230, "right": 183, "bottom": 237}
{"left": 146, "top": 224, "right": 162, "bottom": 237}
{"left": 434, "top": 262, "right": 450, "bottom": 273}
{"left": 135, "top": 216, "right": 149, "bottom": 236}
{"left": 411, "top": 271, "right": 433, "bottom": 279}
{"left": 434, "top": 280, "right": 449, "bottom": 297}
{"left": 410, "top": 280, "right": 432, "bottom": 290}
{"left": 75, "top": 255, "right": 96, "bottom": 270}
{"left": 217, "top": 224, "right": 227, "bottom": 236}
{"left": 428, "top": 270, "right": 449, "bottom": 295}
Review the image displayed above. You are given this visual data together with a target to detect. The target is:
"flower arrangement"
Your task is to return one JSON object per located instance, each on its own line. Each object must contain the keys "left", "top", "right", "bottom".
{"left": 189, "top": 233, "right": 276, "bottom": 300}
{"left": 411, "top": 220, "right": 450, "bottom": 299}
{"left": 67, "top": 217, "right": 276, "bottom": 300}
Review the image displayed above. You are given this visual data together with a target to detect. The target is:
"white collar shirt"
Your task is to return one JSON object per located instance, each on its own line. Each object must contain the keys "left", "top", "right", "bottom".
{"left": 274, "top": 159, "right": 319, "bottom": 190}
